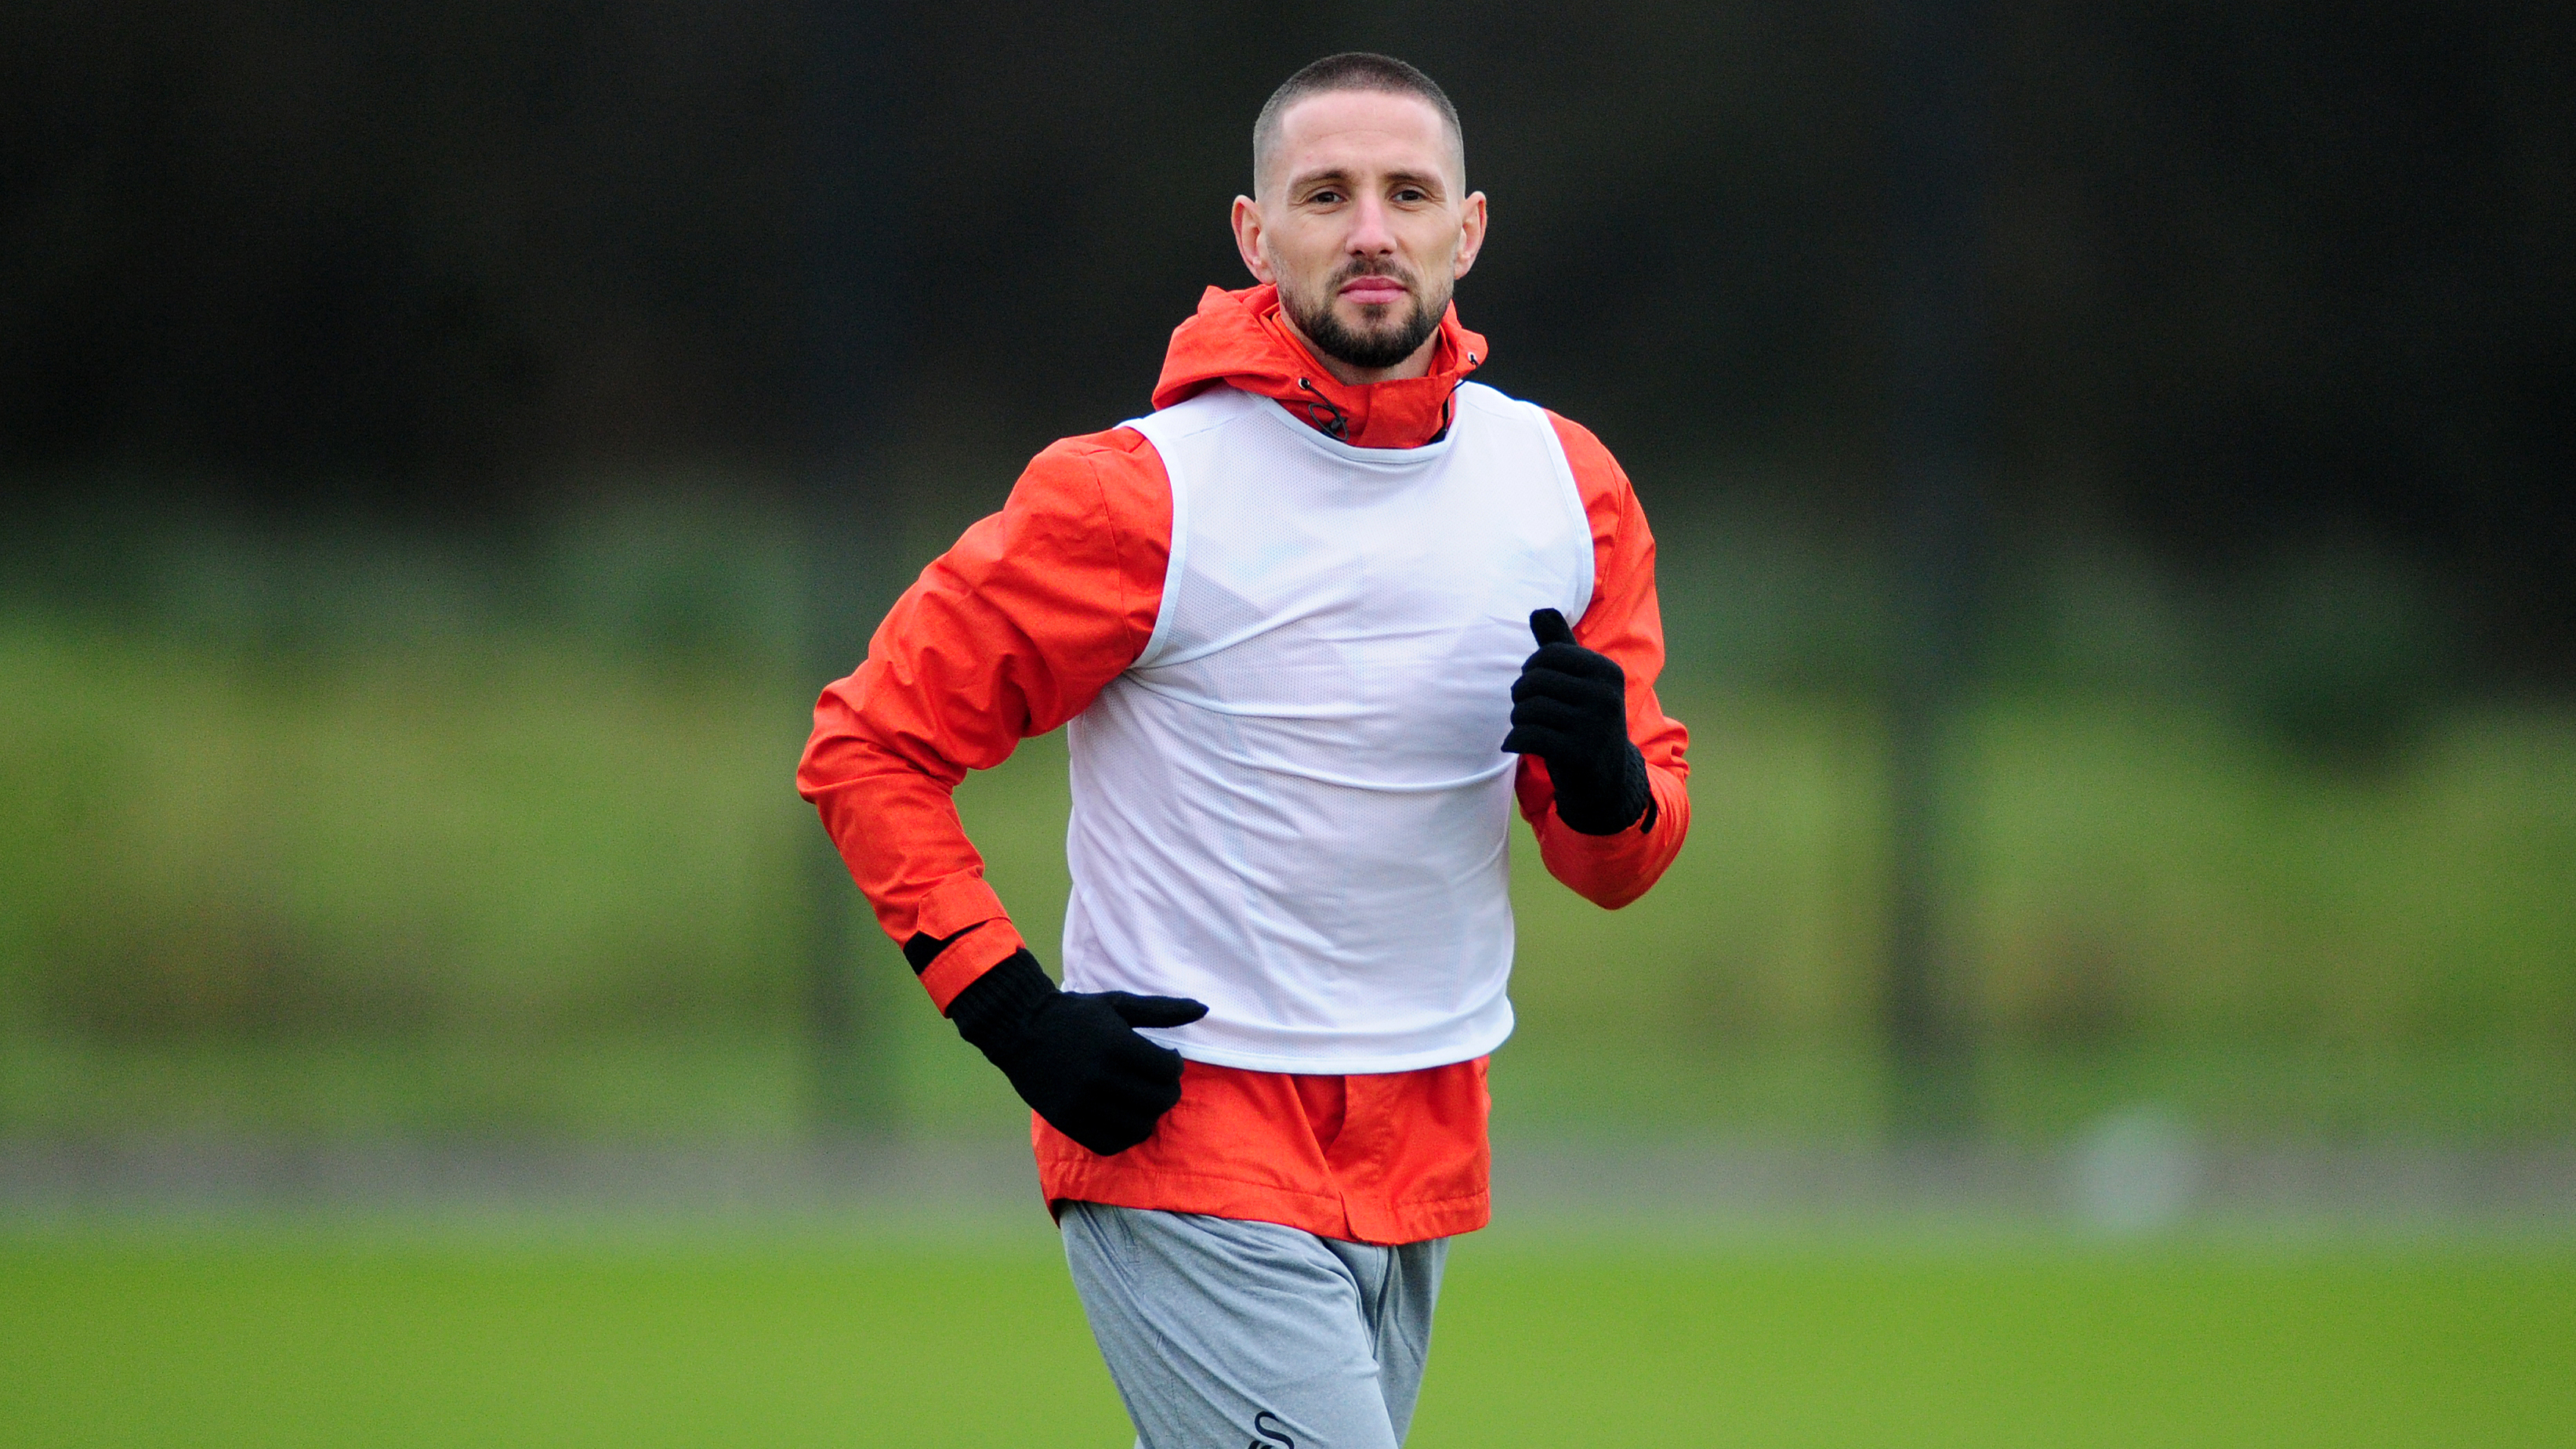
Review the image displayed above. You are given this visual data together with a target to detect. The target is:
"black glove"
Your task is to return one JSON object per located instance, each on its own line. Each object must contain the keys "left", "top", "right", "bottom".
{"left": 940, "top": 947, "right": 1208, "bottom": 1156}
{"left": 1500, "top": 607, "right": 1654, "bottom": 835}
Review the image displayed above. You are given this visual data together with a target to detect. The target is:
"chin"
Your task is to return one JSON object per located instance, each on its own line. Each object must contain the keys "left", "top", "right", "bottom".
{"left": 1337, "top": 304, "right": 1412, "bottom": 340}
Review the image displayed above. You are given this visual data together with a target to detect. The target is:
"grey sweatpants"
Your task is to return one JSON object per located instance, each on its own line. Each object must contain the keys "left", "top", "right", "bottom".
{"left": 1060, "top": 1201, "right": 1448, "bottom": 1449}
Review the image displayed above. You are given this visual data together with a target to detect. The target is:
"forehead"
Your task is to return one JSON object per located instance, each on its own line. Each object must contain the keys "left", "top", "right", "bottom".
{"left": 1263, "top": 89, "right": 1461, "bottom": 194}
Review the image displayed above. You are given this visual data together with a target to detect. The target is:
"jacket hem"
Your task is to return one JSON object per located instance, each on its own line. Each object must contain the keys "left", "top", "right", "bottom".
{"left": 1037, "top": 1158, "right": 1491, "bottom": 1246}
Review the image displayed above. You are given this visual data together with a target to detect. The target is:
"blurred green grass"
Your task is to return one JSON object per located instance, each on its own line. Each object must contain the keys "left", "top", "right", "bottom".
{"left": 2, "top": 1228, "right": 2568, "bottom": 1447}
{"left": 3, "top": 528, "right": 2573, "bottom": 1139}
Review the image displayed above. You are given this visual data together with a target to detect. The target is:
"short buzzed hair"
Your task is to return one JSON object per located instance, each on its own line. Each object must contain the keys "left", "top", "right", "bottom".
{"left": 1252, "top": 53, "right": 1465, "bottom": 194}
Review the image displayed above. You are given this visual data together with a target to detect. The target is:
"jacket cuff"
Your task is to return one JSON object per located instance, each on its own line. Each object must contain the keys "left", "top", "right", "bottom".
{"left": 919, "top": 920, "right": 1029, "bottom": 1012}
{"left": 901, "top": 873, "right": 1021, "bottom": 1011}
{"left": 1537, "top": 762, "right": 1685, "bottom": 910}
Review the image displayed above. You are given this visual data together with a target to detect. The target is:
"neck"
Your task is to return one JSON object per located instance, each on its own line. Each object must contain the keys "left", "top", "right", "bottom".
{"left": 1274, "top": 312, "right": 1440, "bottom": 387}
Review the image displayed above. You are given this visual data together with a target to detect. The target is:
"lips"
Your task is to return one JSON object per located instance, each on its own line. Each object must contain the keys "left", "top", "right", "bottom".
{"left": 1338, "top": 276, "right": 1411, "bottom": 308}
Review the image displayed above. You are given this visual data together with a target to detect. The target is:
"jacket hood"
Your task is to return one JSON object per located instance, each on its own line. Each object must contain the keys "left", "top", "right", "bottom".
{"left": 1150, "top": 284, "right": 1489, "bottom": 450}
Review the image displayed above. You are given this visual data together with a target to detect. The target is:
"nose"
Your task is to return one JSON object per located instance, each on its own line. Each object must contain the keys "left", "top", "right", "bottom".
{"left": 1346, "top": 193, "right": 1397, "bottom": 258}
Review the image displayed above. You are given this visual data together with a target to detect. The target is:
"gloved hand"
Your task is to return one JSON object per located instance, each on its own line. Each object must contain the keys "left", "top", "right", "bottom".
{"left": 1500, "top": 607, "right": 1654, "bottom": 835}
{"left": 941, "top": 947, "right": 1208, "bottom": 1155}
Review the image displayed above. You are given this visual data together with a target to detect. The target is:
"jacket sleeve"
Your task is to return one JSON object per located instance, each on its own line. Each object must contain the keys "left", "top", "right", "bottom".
{"left": 1515, "top": 411, "right": 1693, "bottom": 909}
{"left": 795, "top": 428, "right": 1170, "bottom": 1010}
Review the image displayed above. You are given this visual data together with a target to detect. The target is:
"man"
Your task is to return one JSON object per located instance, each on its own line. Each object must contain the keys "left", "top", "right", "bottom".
{"left": 798, "top": 53, "right": 1688, "bottom": 1449}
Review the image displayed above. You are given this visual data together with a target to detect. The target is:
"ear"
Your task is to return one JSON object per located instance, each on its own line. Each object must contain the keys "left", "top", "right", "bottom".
{"left": 1452, "top": 190, "right": 1489, "bottom": 280}
{"left": 1230, "top": 195, "right": 1276, "bottom": 284}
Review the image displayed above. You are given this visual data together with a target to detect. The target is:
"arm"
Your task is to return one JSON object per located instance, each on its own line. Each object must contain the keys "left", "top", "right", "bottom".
{"left": 1509, "top": 412, "right": 1693, "bottom": 909}
{"left": 797, "top": 427, "right": 1166, "bottom": 1007}
{"left": 795, "top": 428, "right": 1205, "bottom": 1156}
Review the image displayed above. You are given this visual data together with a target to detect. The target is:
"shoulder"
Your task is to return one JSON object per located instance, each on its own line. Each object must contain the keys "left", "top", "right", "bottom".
{"left": 1443, "top": 385, "right": 1639, "bottom": 531}
{"left": 973, "top": 425, "right": 1175, "bottom": 590}
{"left": 1032, "top": 422, "right": 1161, "bottom": 476}
{"left": 1535, "top": 409, "right": 1649, "bottom": 565}
{"left": 1453, "top": 387, "right": 1632, "bottom": 498}
{"left": 1014, "top": 425, "right": 1170, "bottom": 534}
{"left": 1541, "top": 408, "right": 1639, "bottom": 509}
{"left": 1122, "top": 384, "right": 1263, "bottom": 445}
{"left": 1041, "top": 387, "right": 1265, "bottom": 492}
{"left": 1536, "top": 410, "right": 1633, "bottom": 504}
{"left": 1449, "top": 379, "right": 1555, "bottom": 436}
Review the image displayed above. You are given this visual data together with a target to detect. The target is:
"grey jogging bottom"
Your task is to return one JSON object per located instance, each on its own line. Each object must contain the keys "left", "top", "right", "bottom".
{"left": 1059, "top": 1201, "right": 1448, "bottom": 1449}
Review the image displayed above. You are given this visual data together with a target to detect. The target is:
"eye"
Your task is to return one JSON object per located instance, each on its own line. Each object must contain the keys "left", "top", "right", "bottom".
{"left": 1394, "top": 187, "right": 1429, "bottom": 203}
{"left": 1306, "top": 187, "right": 1344, "bottom": 205}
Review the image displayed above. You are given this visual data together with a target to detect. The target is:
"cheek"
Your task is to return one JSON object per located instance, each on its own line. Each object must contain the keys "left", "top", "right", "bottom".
{"left": 1270, "top": 234, "right": 1339, "bottom": 291}
{"left": 1406, "top": 242, "right": 1459, "bottom": 284}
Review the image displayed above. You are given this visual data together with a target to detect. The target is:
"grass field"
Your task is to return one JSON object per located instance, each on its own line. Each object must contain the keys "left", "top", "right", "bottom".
{"left": 3, "top": 1226, "right": 2570, "bottom": 1447}
{"left": 5, "top": 604, "right": 2573, "bottom": 1141}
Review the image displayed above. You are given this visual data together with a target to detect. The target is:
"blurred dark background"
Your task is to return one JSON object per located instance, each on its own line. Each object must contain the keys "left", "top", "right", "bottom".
{"left": 2, "top": 1, "right": 2570, "bottom": 1143}
{"left": 8, "top": 2, "right": 2569, "bottom": 655}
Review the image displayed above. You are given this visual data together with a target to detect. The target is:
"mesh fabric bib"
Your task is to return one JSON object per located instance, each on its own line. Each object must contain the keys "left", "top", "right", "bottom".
{"left": 1062, "top": 382, "right": 1593, "bottom": 1072}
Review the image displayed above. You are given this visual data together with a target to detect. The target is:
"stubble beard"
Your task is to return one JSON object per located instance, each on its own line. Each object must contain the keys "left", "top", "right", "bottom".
{"left": 1281, "top": 263, "right": 1451, "bottom": 372}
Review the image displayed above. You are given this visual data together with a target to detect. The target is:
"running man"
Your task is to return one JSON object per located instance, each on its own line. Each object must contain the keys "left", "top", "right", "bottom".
{"left": 798, "top": 52, "right": 1690, "bottom": 1449}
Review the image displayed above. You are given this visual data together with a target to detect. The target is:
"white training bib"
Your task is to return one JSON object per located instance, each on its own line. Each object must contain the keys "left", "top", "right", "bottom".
{"left": 1061, "top": 382, "right": 1594, "bottom": 1072}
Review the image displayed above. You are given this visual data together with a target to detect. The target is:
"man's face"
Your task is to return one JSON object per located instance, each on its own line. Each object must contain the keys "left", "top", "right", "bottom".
{"left": 1233, "top": 91, "right": 1487, "bottom": 382}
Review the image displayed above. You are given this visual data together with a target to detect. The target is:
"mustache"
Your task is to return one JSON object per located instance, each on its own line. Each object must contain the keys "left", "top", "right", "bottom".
{"left": 1331, "top": 259, "right": 1421, "bottom": 295}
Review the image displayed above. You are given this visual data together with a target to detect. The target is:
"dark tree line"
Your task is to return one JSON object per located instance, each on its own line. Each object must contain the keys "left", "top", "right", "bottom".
{"left": 3, "top": 2, "right": 2568, "bottom": 676}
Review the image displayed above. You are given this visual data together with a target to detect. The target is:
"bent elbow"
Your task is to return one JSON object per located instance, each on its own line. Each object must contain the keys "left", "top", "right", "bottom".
{"left": 1584, "top": 879, "right": 1651, "bottom": 911}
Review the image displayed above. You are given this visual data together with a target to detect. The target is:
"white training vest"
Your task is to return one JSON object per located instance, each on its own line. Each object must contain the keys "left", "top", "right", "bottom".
{"left": 1059, "top": 381, "right": 1595, "bottom": 1073}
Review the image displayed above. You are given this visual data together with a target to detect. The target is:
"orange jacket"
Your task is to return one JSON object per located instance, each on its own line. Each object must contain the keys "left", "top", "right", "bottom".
{"left": 797, "top": 284, "right": 1689, "bottom": 1241}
